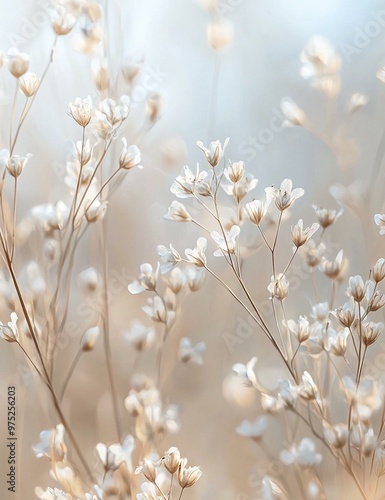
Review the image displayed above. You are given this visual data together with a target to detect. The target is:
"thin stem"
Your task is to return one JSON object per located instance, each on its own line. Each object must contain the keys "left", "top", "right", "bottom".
{"left": 60, "top": 348, "right": 82, "bottom": 401}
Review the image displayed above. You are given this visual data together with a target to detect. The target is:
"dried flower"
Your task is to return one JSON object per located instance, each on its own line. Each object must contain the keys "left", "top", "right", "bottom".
{"left": 348, "top": 275, "right": 367, "bottom": 302}
{"left": 81, "top": 326, "right": 100, "bottom": 351}
{"left": 85, "top": 199, "right": 107, "bottom": 223}
{"left": 280, "top": 438, "right": 322, "bottom": 467}
{"left": 146, "top": 93, "right": 163, "bottom": 122}
{"left": 232, "top": 357, "right": 258, "bottom": 388}
{"left": 207, "top": 19, "right": 233, "bottom": 50}
{"left": 68, "top": 96, "right": 93, "bottom": 127}
{"left": 196, "top": 138, "right": 229, "bottom": 167}
{"left": 157, "top": 244, "right": 181, "bottom": 274}
{"left": 312, "top": 204, "right": 343, "bottom": 228}
{"left": 179, "top": 337, "right": 206, "bottom": 365}
{"left": 211, "top": 225, "right": 240, "bottom": 256}
{"left": 119, "top": 139, "right": 142, "bottom": 169}
{"left": 286, "top": 315, "right": 310, "bottom": 343}
{"left": 0, "top": 312, "right": 19, "bottom": 343}
{"left": 135, "top": 459, "right": 158, "bottom": 483}
{"left": 246, "top": 197, "right": 271, "bottom": 225}
{"left": 0, "top": 150, "right": 32, "bottom": 178}
{"left": 281, "top": 98, "right": 306, "bottom": 126}
{"left": 178, "top": 459, "right": 202, "bottom": 488}
{"left": 291, "top": 219, "right": 319, "bottom": 248}
{"left": 265, "top": 179, "right": 304, "bottom": 211}
{"left": 128, "top": 263, "right": 157, "bottom": 294}
{"left": 268, "top": 274, "right": 289, "bottom": 301}
{"left": 33, "top": 424, "right": 67, "bottom": 462}
{"left": 163, "top": 447, "right": 181, "bottom": 474}
{"left": 125, "top": 322, "right": 155, "bottom": 352}
{"left": 19, "top": 72, "right": 40, "bottom": 97}
{"left": 7, "top": 48, "right": 29, "bottom": 78}
{"left": 185, "top": 237, "right": 207, "bottom": 267}
{"left": 225, "top": 161, "right": 245, "bottom": 183}
{"left": 236, "top": 415, "right": 268, "bottom": 440}
{"left": 164, "top": 201, "right": 191, "bottom": 222}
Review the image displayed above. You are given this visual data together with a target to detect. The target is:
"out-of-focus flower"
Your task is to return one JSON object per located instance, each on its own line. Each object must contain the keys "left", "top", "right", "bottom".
{"left": 96, "top": 442, "right": 125, "bottom": 472}
{"left": 128, "top": 263, "right": 157, "bottom": 294}
{"left": 211, "top": 225, "right": 240, "bottom": 256}
{"left": 119, "top": 139, "right": 142, "bottom": 169}
{"left": 146, "top": 93, "right": 163, "bottom": 122}
{"left": 196, "top": 138, "right": 229, "bottom": 167}
{"left": 281, "top": 98, "right": 306, "bottom": 126}
{"left": 125, "top": 322, "right": 155, "bottom": 352}
{"left": 51, "top": 6, "right": 76, "bottom": 35}
{"left": 78, "top": 267, "right": 100, "bottom": 293}
{"left": 323, "top": 422, "right": 348, "bottom": 449}
{"left": 375, "top": 214, "right": 385, "bottom": 235}
{"left": 265, "top": 179, "right": 304, "bottom": 211}
{"left": 280, "top": 438, "right": 322, "bottom": 466}
{"left": 35, "top": 487, "right": 71, "bottom": 500}
{"left": 185, "top": 238, "right": 207, "bottom": 267}
{"left": 136, "top": 482, "right": 160, "bottom": 500}
{"left": 164, "top": 201, "right": 191, "bottom": 222}
{"left": 312, "top": 204, "right": 343, "bottom": 229}
{"left": 142, "top": 296, "right": 169, "bottom": 324}
{"left": 341, "top": 376, "right": 382, "bottom": 424}
{"left": 207, "top": 19, "right": 233, "bottom": 50}
{"left": 179, "top": 337, "right": 206, "bottom": 365}
{"left": 92, "top": 58, "right": 109, "bottom": 92}
{"left": 232, "top": 357, "right": 258, "bottom": 388}
{"left": 348, "top": 93, "right": 368, "bottom": 113}
{"left": 186, "top": 266, "right": 205, "bottom": 291}
{"left": 33, "top": 424, "right": 67, "bottom": 462}
{"left": 236, "top": 415, "right": 268, "bottom": 440}
{"left": 85, "top": 199, "right": 107, "bottom": 223}
{"left": 98, "top": 96, "right": 130, "bottom": 125}
{"left": 81, "top": 326, "right": 100, "bottom": 351}
{"left": 298, "top": 371, "right": 318, "bottom": 401}
{"left": 7, "top": 48, "right": 29, "bottom": 78}
{"left": 319, "top": 250, "right": 347, "bottom": 280}
{"left": 0, "top": 312, "right": 19, "bottom": 343}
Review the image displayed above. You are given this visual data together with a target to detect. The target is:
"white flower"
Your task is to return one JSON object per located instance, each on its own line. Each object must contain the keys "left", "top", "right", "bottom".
{"left": 236, "top": 415, "right": 268, "bottom": 440}
{"left": 285, "top": 315, "right": 310, "bottom": 343}
{"left": 178, "top": 459, "right": 202, "bottom": 488}
{"left": 19, "top": 72, "right": 40, "bottom": 97}
{"left": 136, "top": 482, "right": 161, "bottom": 500}
{"left": 157, "top": 244, "right": 181, "bottom": 274}
{"left": 232, "top": 357, "right": 258, "bottom": 388}
{"left": 125, "top": 323, "right": 155, "bottom": 352}
{"left": 298, "top": 371, "right": 318, "bottom": 400}
{"left": 268, "top": 274, "right": 289, "bottom": 301}
{"left": 341, "top": 376, "right": 382, "bottom": 424}
{"left": 7, "top": 48, "right": 29, "bottom": 78}
{"left": 0, "top": 150, "right": 32, "bottom": 178}
{"left": 128, "top": 263, "right": 157, "bottom": 294}
{"left": 119, "top": 139, "right": 142, "bottom": 169}
{"left": 35, "top": 487, "right": 71, "bottom": 500}
{"left": 51, "top": 6, "right": 76, "bottom": 36}
{"left": 0, "top": 312, "right": 19, "bottom": 343}
{"left": 280, "top": 438, "right": 322, "bottom": 467}
{"left": 166, "top": 267, "right": 186, "bottom": 294}
{"left": 347, "top": 275, "right": 367, "bottom": 302}
{"left": 225, "top": 161, "right": 245, "bottom": 183}
{"left": 185, "top": 237, "right": 207, "bottom": 267}
{"left": 260, "top": 476, "right": 286, "bottom": 500}
{"left": 265, "top": 179, "right": 304, "bottom": 211}
{"left": 81, "top": 326, "right": 100, "bottom": 352}
{"left": 246, "top": 197, "right": 271, "bottom": 225}
{"left": 85, "top": 199, "right": 107, "bottom": 223}
{"left": 318, "top": 250, "right": 347, "bottom": 280}
{"left": 211, "top": 225, "right": 240, "bottom": 256}
{"left": 375, "top": 214, "right": 385, "bottom": 235}
{"left": 277, "top": 379, "right": 298, "bottom": 407}
{"left": 135, "top": 459, "right": 158, "bottom": 482}
{"left": 196, "top": 138, "right": 229, "bottom": 167}
{"left": 164, "top": 201, "right": 191, "bottom": 222}
{"left": 33, "top": 424, "right": 67, "bottom": 462}
{"left": 142, "top": 296, "right": 171, "bottom": 324}
{"left": 179, "top": 337, "right": 206, "bottom": 365}
{"left": 291, "top": 220, "right": 319, "bottom": 248}
{"left": 312, "top": 203, "right": 343, "bottom": 228}
{"left": 207, "top": 19, "right": 234, "bottom": 51}
{"left": 68, "top": 96, "right": 93, "bottom": 127}
{"left": 171, "top": 165, "right": 210, "bottom": 198}
{"left": 96, "top": 442, "right": 125, "bottom": 471}
{"left": 99, "top": 96, "right": 131, "bottom": 125}
{"left": 222, "top": 173, "right": 258, "bottom": 202}
{"left": 281, "top": 98, "right": 306, "bottom": 126}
